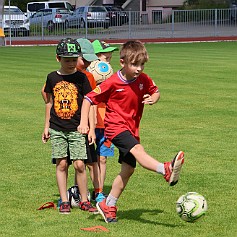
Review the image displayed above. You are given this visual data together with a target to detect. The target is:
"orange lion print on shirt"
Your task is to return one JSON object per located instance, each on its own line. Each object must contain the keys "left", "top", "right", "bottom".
{"left": 53, "top": 81, "right": 78, "bottom": 119}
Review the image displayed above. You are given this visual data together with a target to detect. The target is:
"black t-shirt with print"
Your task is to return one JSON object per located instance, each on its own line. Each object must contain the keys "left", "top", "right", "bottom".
{"left": 44, "top": 71, "right": 92, "bottom": 132}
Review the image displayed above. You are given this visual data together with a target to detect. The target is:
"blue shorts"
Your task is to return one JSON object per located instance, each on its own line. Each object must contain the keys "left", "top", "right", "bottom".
{"left": 95, "top": 128, "right": 114, "bottom": 157}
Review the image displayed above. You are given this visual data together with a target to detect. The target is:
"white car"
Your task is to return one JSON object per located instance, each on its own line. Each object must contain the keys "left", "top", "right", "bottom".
{"left": 28, "top": 8, "right": 70, "bottom": 32}
{"left": 66, "top": 6, "right": 110, "bottom": 29}
{"left": 3, "top": 6, "right": 30, "bottom": 37}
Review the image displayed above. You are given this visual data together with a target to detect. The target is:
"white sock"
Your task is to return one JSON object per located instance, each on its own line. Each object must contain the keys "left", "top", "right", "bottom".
{"left": 106, "top": 194, "right": 118, "bottom": 207}
{"left": 156, "top": 163, "right": 165, "bottom": 175}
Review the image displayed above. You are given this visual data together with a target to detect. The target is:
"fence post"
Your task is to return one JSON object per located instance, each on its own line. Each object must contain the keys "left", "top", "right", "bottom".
{"left": 171, "top": 10, "right": 174, "bottom": 38}
{"left": 85, "top": 11, "right": 88, "bottom": 39}
{"left": 214, "top": 8, "right": 217, "bottom": 36}
{"left": 128, "top": 9, "right": 131, "bottom": 39}
{"left": 41, "top": 13, "right": 44, "bottom": 40}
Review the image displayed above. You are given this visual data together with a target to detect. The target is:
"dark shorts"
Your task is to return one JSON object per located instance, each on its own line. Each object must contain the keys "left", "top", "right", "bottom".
{"left": 84, "top": 142, "right": 97, "bottom": 164}
{"left": 111, "top": 130, "right": 139, "bottom": 168}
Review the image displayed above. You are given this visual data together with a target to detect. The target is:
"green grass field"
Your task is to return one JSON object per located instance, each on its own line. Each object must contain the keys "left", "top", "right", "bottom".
{"left": 0, "top": 41, "right": 236, "bottom": 237}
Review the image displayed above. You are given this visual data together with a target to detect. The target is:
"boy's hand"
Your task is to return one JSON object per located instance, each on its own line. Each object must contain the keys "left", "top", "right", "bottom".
{"left": 88, "top": 129, "right": 96, "bottom": 145}
{"left": 77, "top": 124, "right": 89, "bottom": 134}
{"left": 42, "top": 129, "right": 50, "bottom": 143}
{"left": 142, "top": 94, "right": 154, "bottom": 105}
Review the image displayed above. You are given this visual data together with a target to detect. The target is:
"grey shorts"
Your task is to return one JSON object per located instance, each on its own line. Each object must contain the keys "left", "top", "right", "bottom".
{"left": 49, "top": 128, "right": 87, "bottom": 161}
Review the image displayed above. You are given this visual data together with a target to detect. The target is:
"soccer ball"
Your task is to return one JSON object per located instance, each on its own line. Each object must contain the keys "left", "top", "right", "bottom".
{"left": 67, "top": 185, "right": 91, "bottom": 208}
{"left": 87, "top": 60, "right": 113, "bottom": 84}
{"left": 176, "top": 192, "right": 207, "bottom": 222}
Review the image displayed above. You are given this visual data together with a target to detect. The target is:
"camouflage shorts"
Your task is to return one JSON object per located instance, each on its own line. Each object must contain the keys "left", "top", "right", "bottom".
{"left": 49, "top": 128, "right": 87, "bottom": 161}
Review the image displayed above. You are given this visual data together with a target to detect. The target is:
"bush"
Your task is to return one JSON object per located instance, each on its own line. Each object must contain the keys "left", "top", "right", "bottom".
{"left": 183, "top": 0, "right": 229, "bottom": 9}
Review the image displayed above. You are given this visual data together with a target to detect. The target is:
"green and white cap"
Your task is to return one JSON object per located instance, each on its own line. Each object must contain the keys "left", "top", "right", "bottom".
{"left": 92, "top": 40, "right": 118, "bottom": 54}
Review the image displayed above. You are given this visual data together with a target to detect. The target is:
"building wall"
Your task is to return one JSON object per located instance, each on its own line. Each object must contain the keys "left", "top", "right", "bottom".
{"left": 122, "top": 0, "right": 139, "bottom": 10}
{"left": 141, "top": 0, "right": 185, "bottom": 24}
{"left": 67, "top": 0, "right": 184, "bottom": 8}
{"left": 147, "top": 0, "right": 184, "bottom": 7}
{"left": 66, "top": 0, "right": 184, "bottom": 9}
{"left": 67, "top": 0, "right": 94, "bottom": 7}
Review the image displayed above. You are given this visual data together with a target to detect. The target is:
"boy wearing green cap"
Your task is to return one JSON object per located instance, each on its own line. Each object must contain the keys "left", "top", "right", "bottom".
{"left": 90, "top": 40, "right": 118, "bottom": 200}
{"left": 76, "top": 38, "right": 106, "bottom": 203}
{"left": 92, "top": 39, "right": 118, "bottom": 63}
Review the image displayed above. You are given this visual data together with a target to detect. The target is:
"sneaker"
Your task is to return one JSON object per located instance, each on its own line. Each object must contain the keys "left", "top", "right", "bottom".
{"left": 95, "top": 192, "right": 106, "bottom": 203}
{"left": 59, "top": 201, "right": 71, "bottom": 214}
{"left": 96, "top": 199, "right": 117, "bottom": 223}
{"left": 79, "top": 201, "right": 98, "bottom": 213}
{"left": 164, "top": 151, "right": 184, "bottom": 186}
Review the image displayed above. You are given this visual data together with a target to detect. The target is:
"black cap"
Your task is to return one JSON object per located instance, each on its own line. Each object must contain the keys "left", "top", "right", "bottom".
{"left": 56, "top": 38, "right": 81, "bottom": 57}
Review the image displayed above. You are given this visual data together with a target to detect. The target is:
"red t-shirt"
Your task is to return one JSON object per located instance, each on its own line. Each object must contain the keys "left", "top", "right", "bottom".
{"left": 85, "top": 70, "right": 159, "bottom": 141}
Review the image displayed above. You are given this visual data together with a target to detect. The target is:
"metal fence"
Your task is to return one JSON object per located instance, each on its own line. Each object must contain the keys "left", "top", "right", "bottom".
{"left": 3, "top": 8, "right": 237, "bottom": 44}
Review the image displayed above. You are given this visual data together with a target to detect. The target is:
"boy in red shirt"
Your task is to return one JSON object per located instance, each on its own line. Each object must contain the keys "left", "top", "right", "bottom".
{"left": 78, "top": 40, "right": 185, "bottom": 223}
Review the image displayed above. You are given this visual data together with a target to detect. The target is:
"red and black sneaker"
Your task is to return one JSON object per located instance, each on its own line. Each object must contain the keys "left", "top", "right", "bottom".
{"left": 59, "top": 201, "right": 71, "bottom": 214}
{"left": 79, "top": 201, "right": 98, "bottom": 213}
{"left": 164, "top": 151, "right": 184, "bottom": 186}
{"left": 96, "top": 199, "right": 117, "bottom": 223}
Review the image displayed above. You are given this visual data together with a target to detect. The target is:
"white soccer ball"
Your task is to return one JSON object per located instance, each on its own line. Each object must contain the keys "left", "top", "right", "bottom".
{"left": 87, "top": 60, "right": 113, "bottom": 85}
{"left": 176, "top": 192, "right": 207, "bottom": 222}
{"left": 67, "top": 185, "right": 91, "bottom": 208}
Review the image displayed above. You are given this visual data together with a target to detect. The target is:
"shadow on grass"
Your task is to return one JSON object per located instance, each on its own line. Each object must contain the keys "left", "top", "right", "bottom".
{"left": 119, "top": 209, "right": 178, "bottom": 227}
{"left": 88, "top": 208, "right": 179, "bottom": 227}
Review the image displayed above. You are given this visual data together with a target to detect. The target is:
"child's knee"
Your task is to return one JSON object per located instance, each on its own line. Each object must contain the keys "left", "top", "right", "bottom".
{"left": 99, "top": 156, "right": 107, "bottom": 165}
{"left": 131, "top": 144, "right": 145, "bottom": 153}
{"left": 73, "top": 160, "right": 85, "bottom": 172}
{"left": 56, "top": 158, "right": 68, "bottom": 171}
{"left": 121, "top": 163, "right": 135, "bottom": 177}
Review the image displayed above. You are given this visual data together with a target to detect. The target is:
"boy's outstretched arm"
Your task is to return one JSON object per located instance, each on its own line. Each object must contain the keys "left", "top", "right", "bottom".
{"left": 78, "top": 98, "right": 92, "bottom": 134}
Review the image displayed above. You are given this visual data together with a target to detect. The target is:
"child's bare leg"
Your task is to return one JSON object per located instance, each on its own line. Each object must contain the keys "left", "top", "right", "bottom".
{"left": 98, "top": 155, "right": 107, "bottom": 188}
{"left": 74, "top": 160, "right": 88, "bottom": 202}
{"left": 130, "top": 144, "right": 185, "bottom": 186}
{"left": 56, "top": 158, "right": 68, "bottom": 202}
{"left": 109, "top": 162, "right": 134, "bottom": 199}
{"left": 87, "top": 162, "right": 101, "bottom": 191}
{"left": 130, "top": 144, "right": 161, "bottom": 172}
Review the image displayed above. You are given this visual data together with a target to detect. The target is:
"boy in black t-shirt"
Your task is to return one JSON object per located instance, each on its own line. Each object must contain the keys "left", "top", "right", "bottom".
{"left": 42, "top": 38, "right": 97, "bottom": 214}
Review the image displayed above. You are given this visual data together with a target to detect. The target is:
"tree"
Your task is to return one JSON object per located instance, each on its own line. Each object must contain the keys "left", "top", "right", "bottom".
{"left": 183, "top": 0, "right": 229, "bottom": 9}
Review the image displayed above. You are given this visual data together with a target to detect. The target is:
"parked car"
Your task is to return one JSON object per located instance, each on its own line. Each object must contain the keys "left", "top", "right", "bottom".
{"left": 3, "top": 6, "right": 30, "bottom": 36}
{"left": 66, "top": 6, "right": 110, "bottom": 29}
{"left": 27, "top": 8, "right": 70, "bottom": 31}
{"left": 27, "top": 1, "right": 74, "bottom": 14}
{"left": 104, "top": 6, "right": 128, "bottom": 26}
{"left": 230, "top": 0, "right": 237, "bottom": 22}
